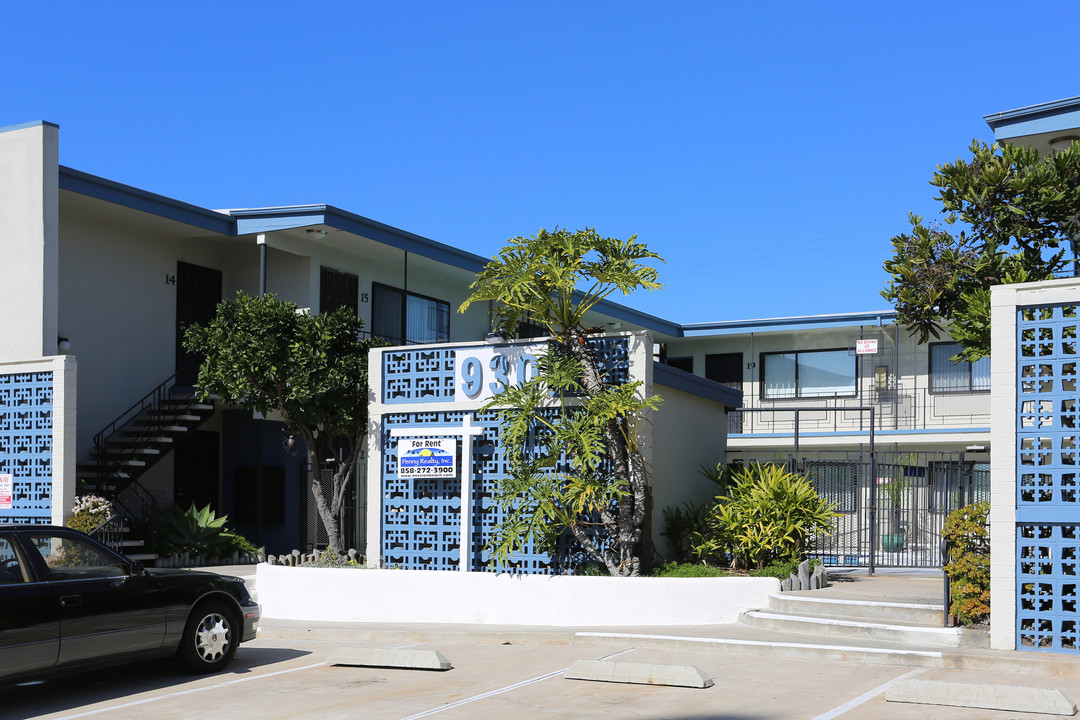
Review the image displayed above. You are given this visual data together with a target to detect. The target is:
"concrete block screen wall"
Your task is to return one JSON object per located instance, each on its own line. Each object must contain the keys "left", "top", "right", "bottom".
{"left": 0, "top": 356, "right": 76, "bottom": 526}
{"left": 991, "top": 278, "right": 1080, "bottom": 653}
{"left": 365, "top": 333, "right": 651, "bottom": 573}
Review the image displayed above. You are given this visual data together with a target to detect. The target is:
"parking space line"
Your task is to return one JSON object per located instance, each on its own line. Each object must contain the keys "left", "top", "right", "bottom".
{"left": 810, "top": 668, "right": 925, "bottom": 720}
{"left": 49, "top": 662, "right": 328, "bottom": 720}
{"left": 397, "top": 648, "right": 634, "bottom": 720}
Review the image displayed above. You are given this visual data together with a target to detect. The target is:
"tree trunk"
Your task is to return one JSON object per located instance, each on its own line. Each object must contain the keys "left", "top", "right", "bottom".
{"left": 564, "top": 331, "right": 653, "bottom": 576}
{"left": 304, "top": 432, "right": 343, "bottom": 555}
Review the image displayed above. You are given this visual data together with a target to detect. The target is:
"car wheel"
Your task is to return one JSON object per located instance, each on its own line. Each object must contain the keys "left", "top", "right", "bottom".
{"left": 177, "top": 600, "right": 238, "bottom": 673}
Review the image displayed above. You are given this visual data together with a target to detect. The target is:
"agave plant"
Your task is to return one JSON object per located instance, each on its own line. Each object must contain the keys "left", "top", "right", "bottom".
{"left": 162, "top": 503, "right": 238, "bottom": 556}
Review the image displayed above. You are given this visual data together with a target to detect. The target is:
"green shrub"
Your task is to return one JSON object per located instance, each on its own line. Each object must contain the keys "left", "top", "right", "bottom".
{"left": 661, "top": 501, "right": 710, "bottom": 563}
{"left": 662, "top": 463, "right": 743, "bottom": 564}
{"left": 942, "top": 501, "right": 990, "bottom": 625}
{"left": 306, "top": 548, "right": 363, "bottom": 568}
{"left": 651, "top": 561, "right": 730, "bottom": 578}
{"left": 693, "top": 462, "right": 837, "bottom": 570}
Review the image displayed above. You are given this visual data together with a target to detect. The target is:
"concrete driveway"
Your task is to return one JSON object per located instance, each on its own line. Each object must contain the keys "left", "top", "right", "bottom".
{"left": 6, "top": 634, "right": 1080, "bottom": 720}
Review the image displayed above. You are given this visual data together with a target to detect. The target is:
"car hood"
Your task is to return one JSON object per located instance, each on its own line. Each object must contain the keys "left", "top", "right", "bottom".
{"left": 146, "top": 567, "right": 245, "bottom": 583}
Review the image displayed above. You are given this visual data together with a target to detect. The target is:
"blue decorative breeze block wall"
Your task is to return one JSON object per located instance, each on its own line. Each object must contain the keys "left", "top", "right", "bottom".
{"left": 384, "top": 348, "right": 458, "bottom": 404}
{"left": 1016, "top": 304, "right": 1080, "bottom": 653}
{"left": 379, "top": 338, "right": 630, "bottom": 573}
{"left": 0, "top": 372, "right": 54, "bottom": 524}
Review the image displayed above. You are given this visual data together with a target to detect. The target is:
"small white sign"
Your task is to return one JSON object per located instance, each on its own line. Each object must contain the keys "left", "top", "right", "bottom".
{"left": 856, "top": 338, "right": 879, "bottom": 355}
{"left": 398, "top": 438, "right": 457, "bottom": 478}
{"left": 0, "top": 474, "right": 12, "bottom": 510}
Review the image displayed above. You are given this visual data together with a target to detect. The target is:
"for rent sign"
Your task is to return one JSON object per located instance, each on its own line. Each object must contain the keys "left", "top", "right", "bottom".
{"left": 397, "top": 439, "right": 457, "bottom": 478}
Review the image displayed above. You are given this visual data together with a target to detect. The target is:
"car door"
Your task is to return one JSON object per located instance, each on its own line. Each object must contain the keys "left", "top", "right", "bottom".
{"left": 0, "top": 532, "right": 59, "bottom": 680}
{"left": 25, "top": 530, "right": 166, "bottom": 668}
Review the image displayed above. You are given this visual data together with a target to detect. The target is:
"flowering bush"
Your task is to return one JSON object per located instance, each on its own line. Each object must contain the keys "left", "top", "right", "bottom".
{"left": 67, "top": 495, "right": 114, "bottom": 534}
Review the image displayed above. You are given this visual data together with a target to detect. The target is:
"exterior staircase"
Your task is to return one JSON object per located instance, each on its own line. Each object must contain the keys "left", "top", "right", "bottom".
{"left": 77, "top": 395, "right": 215, "bottom": 498}
{"left": 76, "top": 370, "right": 216, "bottom": 560}
{"left": 739, "top": 590, "right": 966, "bottom": 648}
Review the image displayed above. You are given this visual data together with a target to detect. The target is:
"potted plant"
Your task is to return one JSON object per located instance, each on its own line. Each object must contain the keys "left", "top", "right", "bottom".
{"left": 878, "top": 476, "right": 907, "bottom": 552}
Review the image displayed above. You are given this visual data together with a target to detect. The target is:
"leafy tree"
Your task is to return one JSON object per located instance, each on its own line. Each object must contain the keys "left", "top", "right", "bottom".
{"left": 184, "top": 292, "right": 381, "bottom": 554}
{"left": 459, "top": 227, "right": 663, "bottom": 576}
{"left": 882, "top": 140, "right": 1080, "bottom": 361}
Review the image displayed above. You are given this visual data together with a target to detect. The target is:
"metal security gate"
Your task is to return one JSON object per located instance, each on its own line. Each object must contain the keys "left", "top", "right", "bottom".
{"left": 730, "top": 449, "right": 989, "bottom": 569}
{"left": 302, "top": 462, "right": 364, "bottom": 553}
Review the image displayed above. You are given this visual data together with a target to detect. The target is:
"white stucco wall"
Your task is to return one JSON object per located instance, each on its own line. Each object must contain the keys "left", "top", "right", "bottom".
{"left": 256, "top": 564, "right": 778, "bottom": 626}
{"left": 649, "top": 380, "right": 729, "bottom": 559}
{"left": 0, "top": 122, "right": 59, "bottom": 363}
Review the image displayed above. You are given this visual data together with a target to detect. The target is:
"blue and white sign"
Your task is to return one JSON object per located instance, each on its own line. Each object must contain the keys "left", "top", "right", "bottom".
{"left": 398, "top": 438, "right": 457, "bottom": 478}
{"left": 456, "top": 343, "right": 546, "bottom": 401}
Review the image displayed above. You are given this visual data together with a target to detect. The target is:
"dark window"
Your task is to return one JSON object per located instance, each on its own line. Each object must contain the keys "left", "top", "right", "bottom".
{"left": 234, "top": 466, "right": 286, "bottom": 526}
{"left": 929, "top": 342, "right": 990, "bottom": 393}
{"left": 516, "top": 315, "right": 548, "bottom": 340}
{"left": 320, "top": 267, "right": 359, "bottom": 315}
{"left": 761, "top": 349, "right": 856, "bottom": 399}
{"left": 0, "top": 537, "right": 26, "bottom": 584}
{"left": 705, "top": 353, "right": 742, "bottom": 390}
{"left": 371, "top": 283, "right": 449, "bottom": 345}
{"left": 666, "top": 356, "right": 693, "bottom": 373}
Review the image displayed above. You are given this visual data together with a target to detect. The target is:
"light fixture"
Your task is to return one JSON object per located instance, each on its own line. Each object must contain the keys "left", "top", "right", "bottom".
{"left": 608, "top": 322, "right": 623, "bottom": 330}
{"left": 57, "top": 337, "right": 70, "bottom": 353}
{"left": 306, "top": 228, "right": 328, "bottom": 239}
{"left": 485, "top": 330, "right": 509, "bottom": 344}
{"left": 1049, "top": 135, "right": 1080, "bottom": 152}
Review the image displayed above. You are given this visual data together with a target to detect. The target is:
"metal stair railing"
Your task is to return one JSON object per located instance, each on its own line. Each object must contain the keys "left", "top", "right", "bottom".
{"left": 88, "top": 361, "right": 210, "bottom": 523}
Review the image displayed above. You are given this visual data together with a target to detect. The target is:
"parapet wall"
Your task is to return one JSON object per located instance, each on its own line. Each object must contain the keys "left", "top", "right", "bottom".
{"left": 256, "top": 564, "right": 778, "bottom": 626}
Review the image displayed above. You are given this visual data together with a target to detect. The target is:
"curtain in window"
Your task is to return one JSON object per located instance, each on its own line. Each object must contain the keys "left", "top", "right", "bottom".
{"left": 371, "top": 285, "right": 404, "bottom": 344}
{"left": 405, "top": 295, "right": 449, "bottom": 344}
{"left": 799, "top": 350, "right": 855, "bottom": 397}
{"left": 972, "top": 356, "right": 991, "bottom": 391}
{"left": 931, "top": 343, "right": 970, "bottom": 392}
{"left": 763, "top": 353, "right": 796, "bottom": 399}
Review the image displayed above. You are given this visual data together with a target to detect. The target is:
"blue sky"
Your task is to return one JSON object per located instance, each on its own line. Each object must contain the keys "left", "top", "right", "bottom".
{"left": 3, "top": 2, "right": 1078, "bottom": 325}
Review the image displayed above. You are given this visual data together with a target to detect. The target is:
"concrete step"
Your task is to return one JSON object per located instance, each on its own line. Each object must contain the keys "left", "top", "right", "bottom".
{"left": 159, "top": 401, "right": 213, "bottom": 412}
{"left": 130, "top": 423, "right": 189, "bottom": 432}
{"left": 95, "top": 447, "right": 161, "bottom": 456}
{"left": 110, "top": 435, "right": 175, "bottom": 445}
{"left": 740, "top": 608, "right": 961, "bottom": 647}
{"left": 766, "top": 591, "right": 945, "bottom": 626}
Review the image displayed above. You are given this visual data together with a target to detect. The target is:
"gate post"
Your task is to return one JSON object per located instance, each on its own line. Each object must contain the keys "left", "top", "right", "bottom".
{"left": 868, "top": 407, "right": 876, "bottom": 576}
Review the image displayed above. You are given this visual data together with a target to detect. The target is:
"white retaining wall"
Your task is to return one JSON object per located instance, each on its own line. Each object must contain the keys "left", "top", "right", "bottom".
{"left": 256, "top": 564, "right": 778, "bottom": 626}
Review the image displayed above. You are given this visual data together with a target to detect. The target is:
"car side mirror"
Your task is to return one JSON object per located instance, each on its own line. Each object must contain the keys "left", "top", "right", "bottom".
{"left": 128, "top": 561, "right": 145, "bottom": 576}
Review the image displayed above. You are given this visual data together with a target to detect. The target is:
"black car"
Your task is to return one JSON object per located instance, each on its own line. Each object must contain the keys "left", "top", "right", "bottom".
{"left": 0, "top": 524, "right": 259, "bottom": 684}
